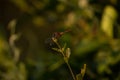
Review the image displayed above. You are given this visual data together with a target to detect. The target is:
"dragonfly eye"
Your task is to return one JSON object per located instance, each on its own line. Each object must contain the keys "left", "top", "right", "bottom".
{"left": 52, "top": 32, "right": 61, "bottom": 39}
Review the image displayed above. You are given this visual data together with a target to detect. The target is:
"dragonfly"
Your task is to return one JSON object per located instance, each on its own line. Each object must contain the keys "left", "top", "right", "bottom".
{"left": 45, "top": 29, "right": 71, "bottom": 46}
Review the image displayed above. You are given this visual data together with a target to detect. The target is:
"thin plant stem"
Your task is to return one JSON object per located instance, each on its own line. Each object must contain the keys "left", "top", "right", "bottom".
{"left": 54, "top": 39, "right": 76, "bottom": 80}
{"left": 66, "top": 61, "right": 76, "bottom": 80}
{"left": 54, "top": 40, "right": 65, "bottom": 57}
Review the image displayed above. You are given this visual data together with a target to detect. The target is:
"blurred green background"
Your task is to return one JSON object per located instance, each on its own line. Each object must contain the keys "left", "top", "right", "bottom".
{"left": 0, "top": 0, "right": 120, "bottom": 80}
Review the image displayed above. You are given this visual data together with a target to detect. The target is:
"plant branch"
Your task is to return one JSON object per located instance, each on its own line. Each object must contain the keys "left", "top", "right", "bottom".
{"left": 66, "top": 61, "right": 76, "bottom": 80}
{"left": 52, "top": 38, "right": 76, "bottom": 80}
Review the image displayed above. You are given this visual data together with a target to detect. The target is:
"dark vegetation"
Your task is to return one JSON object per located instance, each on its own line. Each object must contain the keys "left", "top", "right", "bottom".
{"left": 0, "top": 0, "right": 120, "bottom": 80}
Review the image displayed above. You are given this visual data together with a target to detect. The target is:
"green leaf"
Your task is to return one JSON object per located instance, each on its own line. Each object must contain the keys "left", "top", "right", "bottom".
{"left": 65, "top": 48, "right": 71, "bottom": 59}
{"left": 76, "top": 73, "right": 82, "bottom": 80}
{"left": 61, "top": 43, "right": 67, "bottom": 52}
{"left": 52, "top": 48, "right": 61, "bottom": 52}
{"left": 81, "top": 64, "right": 86, "bottom": 78}
{"left": 76, "top": 64, "right": 86, "bottom": 80}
